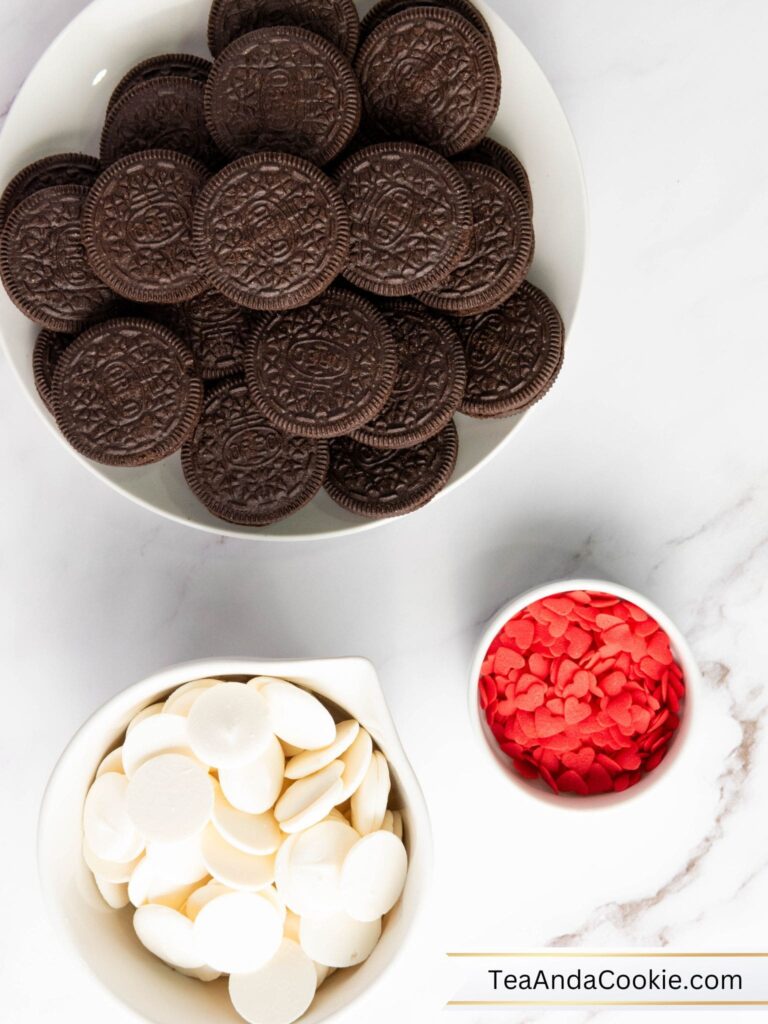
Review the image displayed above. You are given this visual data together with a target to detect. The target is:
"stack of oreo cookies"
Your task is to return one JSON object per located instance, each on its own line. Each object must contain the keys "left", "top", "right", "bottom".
{"left": 0, "top": 0, "right": 565, "bottom": 526}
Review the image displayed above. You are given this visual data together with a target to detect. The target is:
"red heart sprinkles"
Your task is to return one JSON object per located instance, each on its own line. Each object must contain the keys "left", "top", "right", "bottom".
{"left": 479, "top": 591, "right": 686, "bottom": 796}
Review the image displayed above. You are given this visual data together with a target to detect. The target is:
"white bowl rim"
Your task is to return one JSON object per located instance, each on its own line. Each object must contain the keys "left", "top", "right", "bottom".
{"left": 0, "top": 0, "right": 589, "bottom": 542}
{"left": 37, "top": 655, "right": 433, "bottom": 1024}
{"left": 467, "top": 578, "right": 698, "bottom": 811}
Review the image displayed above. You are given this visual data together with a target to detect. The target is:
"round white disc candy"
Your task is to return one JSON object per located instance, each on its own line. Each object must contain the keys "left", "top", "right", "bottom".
{"left": 201, "top": 823, "right": 276, "bottom": 890}
{"left": 275, "top": 761, "right": 344, "bottom": 825}
{"left": 337, "top": 729, "right": 373, "bottom": 801}
{"left": 94, "top": 875, "right": 129, "bottom": 910}
{"left": 284, "top": 720, "right": 360, "bottom": 780}
{"left": 83, "top": 772, "right": 145, "bottom": 862}
{"left": 260, "top": 885, "right": 286, "bottom": 926}
{"left": 218, "top": 734, "right": 284, "bottom": 814}
{"left": 127, "top": 702, "right": 164, "bottom": 732}
{"left": 278, "top": 820, "right": 358, "bottom": 917}
{"left": 128, "top": 856, "right": 199, "bottom": 911}
{"left": 340, "top": 831, "right": 407, "bottom": 922}
{"left": 133, "top": 904, "right": 205, "bottom": 969}
{"left": 163, "top": 678, "right": 220, "bottom": 714}
{"left": 260, "top": 680, "right": 336, "bottom": 750}
{"left": 122, "top": 714, "right": 195, "bottom": 777}
{"left": 350, "top": 751, "right": 390, "bottom": 835}
{"left": 193, "top": 891, "right": 283, "bottom": 973}
{"left": 284, "top": 909, "right": 301, "bottom": 943}
{"left": 145, "top": 834, "right": 209, "bottom": 885}
{"left": 82, "top": 838, "right": 142, "bottom": 883}
{"left": 177, "top": 964, "right": 222, "bottom": 982}
{"left": 126, "top": 754, "right": 213, "bottom": 843}
{"left": 96, "top": 746, "right": 124, "bottom": 777}
{"left": 299, "top": 910, "right": 381, "bottom": 968}
{"left": 184, "top": 881, "right": 232, "bottom": 921}
{"left": 212, "top": 783, "right": 282, "bottom": 855}
{"left": 229, "top": 939, "right": 317, "bottom": 1024}
{"left": 391, "top": 811, "right": 403, "bottom": 839}
{"left": 187, "top": 682, "right": 272, "bottom": 768}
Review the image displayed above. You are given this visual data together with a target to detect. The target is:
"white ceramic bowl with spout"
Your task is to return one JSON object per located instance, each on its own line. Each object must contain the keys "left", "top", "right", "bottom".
{"left": 38, "top": 656, "right": 432, "bottom": 1024}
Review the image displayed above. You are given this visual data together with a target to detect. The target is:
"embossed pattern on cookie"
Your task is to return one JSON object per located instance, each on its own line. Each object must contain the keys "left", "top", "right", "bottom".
{"left": 326, "top": 420, "right": 459, "bottom": 518}
{"left": 456, "top": 281, "right": 564, "bottom": 418}
{"left": 356, "top": 7, "right": 500, "bottom": 157}
{"left": 350, "top": 300, "right": 466, "bottom": 449}
{"left": 101, "top": 77, "right": 221, "bottom": 167}
{"left": 0, "top": 153, "right": 101, "bottom": 231}
{"left": 193, "top": 152, "right": 349, "bottom": 311}
{"left": 464, "top": 136, "right": 533, "bottom": 213}
{"left": 107, "top": 54, "right": 213, "bottom": 114}
{"left": 334, "top": 142, "right": 472, "bottom": 296}
{"left": 83, "top": 150, "right": 208, "bottom": 304}
{"left": 204, "top": 26, "right": 361, "bottom": 165}
{"left": 245, "top": 287, "right": 397, "bottom": 438}
{"left": 157, "top": 288, "right": 259, "bottom": 380}
{"left": 0, "top": 185, "right": 115, "bottom": 332}
{"left": 182, "top": 378, "right": 329, "bottom": 525}
{"left": 419, "top": 161, "right": 534, "bottom": 316}
{"left": 52, "top": 317, "right": 203, "bottom": 466}
{"left": 360, "top": 0, "right": 495, "bottom": 52}
{"left": 208, "top": 0, "right": 360, "bottom": 61}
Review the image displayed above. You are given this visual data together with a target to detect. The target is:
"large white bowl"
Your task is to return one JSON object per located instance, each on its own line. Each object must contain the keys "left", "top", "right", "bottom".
{"left": 0, "top": 0, "right": 587, "bottom": 539}
{"left": 38, "top": 656, "right": 431, "bottom": 1024}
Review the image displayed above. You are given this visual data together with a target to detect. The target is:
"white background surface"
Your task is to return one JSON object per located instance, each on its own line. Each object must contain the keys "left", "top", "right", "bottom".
{"left": 1, "top": 1, "right": 768, "bottom": 1022}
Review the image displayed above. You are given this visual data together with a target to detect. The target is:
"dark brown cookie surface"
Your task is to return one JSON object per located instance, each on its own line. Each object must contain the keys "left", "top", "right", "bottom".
{"left": 361, "top": 0, "right": 495, "bottom": 50}
{"left": 182, "top": 378, "right": 329, "bottom": 525}
{"left": 0, "top": 185, "right": 115, "bottom": 332}
{"left": 334, "top": 142, "right": 471, "bottom": 296}
{"left": 456, "top": 281, "right": 565, "bottom": 418}
{"left": 52, "top": 318, "right": 203, "bottom": 466}
{"left": 83, "top": 150, "right": 208, "bottom": 304}
{"left": 193, "top": 152, "right": 349, "bottom": 311}
{"left": 157, "top": 288, "right": 258, "bottom": 380}
{"left": 33, "top": 329, "right": 75, "bottom": 412}
{"left": 464, "top": 137, "right": 533, "bottom": 212}
{"left": 0, "top": 153, "right": 101, "bottom": 231}
{"left": 107, "top": 54, "right": 212, "bottom": 113}
{"left": 208, "top": 0, "right": 360, "bottom": 60}
{"left": 245, "top": 287, "right": 397, "bottom": 437}
{"left": 326, "top": 420, "right": 458, "bottom": 518}
{"left": 101, "top": 77, "right": 220, "bottom": 167}
{"left": 356, "top": 8, "right": 500, "bottom": 157}
{"left": 420, "top": 161, "right": 534, "bottom": 316}
{"left": 350, "top": 301, "right": 466, "bottom": 448}
{"left": 205, "top": 27, "right": 361, "bottom": 165}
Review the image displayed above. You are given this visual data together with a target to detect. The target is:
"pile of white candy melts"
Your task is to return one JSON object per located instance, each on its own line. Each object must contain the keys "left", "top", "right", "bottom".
{"left": 82, "top": 677, "right": 408, "bottom": 1024}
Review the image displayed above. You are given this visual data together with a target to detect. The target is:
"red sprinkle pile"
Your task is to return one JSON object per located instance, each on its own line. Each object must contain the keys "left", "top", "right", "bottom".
{"left": 479, "top": 590, "right": 685, "bottom": 796}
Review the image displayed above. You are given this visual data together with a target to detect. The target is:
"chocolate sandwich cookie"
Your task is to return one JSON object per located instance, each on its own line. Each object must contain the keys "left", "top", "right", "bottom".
{"left": 157, "top": 289, "right": 259, "bottom": 380}
{"left": 0, "top": 186, "right": 115, "bottom": 332}
{"left": 208, "top": 0, "right": 360, "bottom": 61}
{"left": 101, "top": 77, "right": 220, "bottom": 167}
{"left": 245, "top": 287, "right": 397, "bottom": 438}
{"left": 33, "top": 329, "right": 75, "bottom": 412}
{"left": 350, "top": 300, "right": 466, "bottom": 449}
{"left": 182, "top": 378, "right": 329, "bottom": 525}
{"left": 193, "top": 152, "right": 349, "bottom": 311}
{"left": 83, "top": 150, "right": 208, "bottom": 304}
{"left": 360, "top": 0, "right": 495, "bottom": 51}
{"left": 334, "top": 142, "right": 472, "bottom": 297}
{"left": 204, "top": 27, "right": 361, "bottom": 165}
{"left": 420, "top": 161, "right": 534, "bottom": 316}
{"left": 0, "top": 153, "right": 100, "bottom": 231}
{"left": 107, "top": 54, "right": 213, "bottom": 113}
{"left": 456, "top": 282, "right": 565, "bottom": 418}
{"left": 356, "top": 7, "right": 500, "bottom": 157}
{"left": 52, "top": 318, "right": 203, "bottom": 466}
{"left": 325, "top": 420, "right": 458, "bottom": 518}
{"left": 464, "top": 137, "right": 533, "bottom": 213}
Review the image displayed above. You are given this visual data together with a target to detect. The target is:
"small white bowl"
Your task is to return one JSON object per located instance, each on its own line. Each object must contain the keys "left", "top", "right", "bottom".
{"left": 38, "top": 656, "right": 432, "bottom": 1024}
{"left": 468, "top": 579, "right": 698, "bottom": 809}
{"left": 0, "top": 0, "right": 587, "bottom": 540}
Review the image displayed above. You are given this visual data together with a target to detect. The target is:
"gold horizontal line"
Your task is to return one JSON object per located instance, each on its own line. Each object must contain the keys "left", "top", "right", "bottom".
{"left": 447, "top": 952, "right": 768, "bottom": 958}
{"left": 447, "top": 1001, "right": 768, "bottom": 1007}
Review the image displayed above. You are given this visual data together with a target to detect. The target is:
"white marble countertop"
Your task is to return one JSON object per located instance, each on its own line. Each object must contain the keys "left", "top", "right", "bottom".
{"left": 2, "top": 1, "right": 768, "bottom": 1022}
